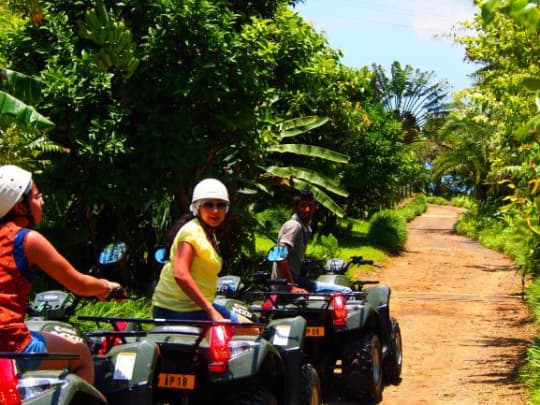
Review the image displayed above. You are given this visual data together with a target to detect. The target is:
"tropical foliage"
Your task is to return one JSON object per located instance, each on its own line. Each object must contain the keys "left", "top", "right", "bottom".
{"left": 372, "top": 61, "right": 449, "bottom": 144}
{"left": 0, "top": 0, "right": 421, "bottom": 283}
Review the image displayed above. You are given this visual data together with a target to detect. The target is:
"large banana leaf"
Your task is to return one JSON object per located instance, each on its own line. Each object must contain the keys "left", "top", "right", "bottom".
{"left": 0, "top": 91, "right": 55, "bottom": 131}
{"left": 278, "top": 116, "right": 329, "bottom": 139}
{"left": 291, "top": 178, "right": 346, "bottom": 218}
{"left": 264, "top": 165, "right": 349, "bottom": 198}
{"left": 266, "top": 143, "right": 349, "bottom": 163}
{"left": 0, "top": 69, "right": 42, "bottom": 104}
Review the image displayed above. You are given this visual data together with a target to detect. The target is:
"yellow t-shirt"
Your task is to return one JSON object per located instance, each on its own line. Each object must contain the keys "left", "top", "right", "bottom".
{"left": 152, "top": 218, "right": 222, "bottom": 312}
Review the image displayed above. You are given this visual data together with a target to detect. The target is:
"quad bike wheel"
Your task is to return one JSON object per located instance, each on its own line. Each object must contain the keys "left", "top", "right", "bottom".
{"left": 317, "top": 356, "right": 336, "bottom": 390}
{"left": 342, "top": 333, "right": 383, "bottom": 403}
{"left": 300, "top": 363, "right": 322, "bottom": 405}
{"left": 383, "top": 317, "right": 403, "bottom": 383}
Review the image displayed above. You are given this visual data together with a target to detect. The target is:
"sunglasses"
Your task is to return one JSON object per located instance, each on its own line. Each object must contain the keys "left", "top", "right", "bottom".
{"left": 201, "top": 201, "right": 228, "bottom": 210}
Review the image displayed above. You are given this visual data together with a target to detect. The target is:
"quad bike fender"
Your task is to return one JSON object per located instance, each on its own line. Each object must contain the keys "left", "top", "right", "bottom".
{"left": 316, "top": 274, "right": 351, "bottom": 287}
{"left": 25, "top": 320, "right": 86, "bottom": 344}
{"left": 265, "top": 316, "right": 309, "bottom": 405}
{"left": 365, "top": 285, "right": 394, "bottom": 349}
{"left": 213, "top": 335, "right": 286, "bottom": 382}
{"left": 265, "top": 315, "right": 307, "bottom": 351}
{"left": 341, "top": 303, "right": 379, "bottom": 330}
{"left": 212, "top": 316, "right": 308, "bottom": 382}
{"left": 95, "top": 340, "right": 158, "bottom": 403}
{"left": 106, "top": 340, "right": 158, "bottom": 384}
{"left": 18, "top": 369, "right": 107, "bottom": 404}
{"left": 365, "top": 285, "right": 391, "bottom": 308}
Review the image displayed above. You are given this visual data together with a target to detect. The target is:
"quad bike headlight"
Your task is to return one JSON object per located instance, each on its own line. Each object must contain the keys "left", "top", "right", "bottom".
{"left": 17, "top": 377, "right": 67, "bottom": 401}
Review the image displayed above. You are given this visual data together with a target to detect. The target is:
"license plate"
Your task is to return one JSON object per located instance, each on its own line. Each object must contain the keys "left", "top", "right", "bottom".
{"left": 306, "top": 326, "right": 325, "bottom": 337}
{"left": 157, "top": 373, "right": 196, "bottom": 390}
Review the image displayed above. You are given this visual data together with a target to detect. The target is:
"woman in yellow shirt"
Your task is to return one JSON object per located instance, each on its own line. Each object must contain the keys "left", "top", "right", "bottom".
{"left": 152, "top": 178, "right": 235, "bottom": 322}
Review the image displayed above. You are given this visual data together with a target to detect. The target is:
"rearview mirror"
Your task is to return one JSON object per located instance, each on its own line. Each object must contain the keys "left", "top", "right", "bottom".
{"left": 154, "top": 247, "right": 168, "bottom": 265}
{"left": 98, "top": 242, "right": 127, "bottom": 265}
{"left": 267, "top": 245, "right": 289, "bottom": 262}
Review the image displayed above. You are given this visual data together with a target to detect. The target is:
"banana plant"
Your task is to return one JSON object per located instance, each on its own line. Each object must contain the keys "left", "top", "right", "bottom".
{"left": 0, "top": 68, "right": 66, "bottom": 168}
{"left": 78, "top": 0, "right": 139, "bottom": 79}
{"left": 0, "top": 68, "right": 54, "bottom": 131}
{"left": 263, "top": 116, "right": 350, "bottom": 217}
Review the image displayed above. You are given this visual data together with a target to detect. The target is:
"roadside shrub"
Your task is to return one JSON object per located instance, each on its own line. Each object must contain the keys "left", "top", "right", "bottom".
{"left": 396, "top": 194, "right": 427, "bottom": 221}
{"left": 367, "top": 210, "right": 408, "bottom": 254}
{"left": 450, "top": 195, "right": 475, "bottom": 209}
{"left": 308, "top": 233, "right": 340, "bottom": 259}
{"left": 426, "top": 195, "right": 449, "bottom": 205}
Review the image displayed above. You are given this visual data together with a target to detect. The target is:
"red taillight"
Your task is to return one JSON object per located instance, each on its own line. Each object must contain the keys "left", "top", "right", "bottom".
{"left": 208, "top": 325, "right": 232, "bottom": 373}
{"left": 332, "top": 294, "right": 348, "bottom": 326}
{"left": 0, "top": 359, "right": 21, "bottom": 405}
{"left": 262, "top": 294, "right": 278, "bottom": 310}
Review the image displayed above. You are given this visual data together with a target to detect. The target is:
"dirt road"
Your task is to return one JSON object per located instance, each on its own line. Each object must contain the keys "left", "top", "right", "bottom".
{"left": 328, "top": 204, "right": 536, "bottom": 404}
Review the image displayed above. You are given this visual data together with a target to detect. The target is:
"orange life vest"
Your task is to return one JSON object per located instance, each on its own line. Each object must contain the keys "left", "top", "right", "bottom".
{"left": 0, "top": 221, "right": 34, "bottom": 351}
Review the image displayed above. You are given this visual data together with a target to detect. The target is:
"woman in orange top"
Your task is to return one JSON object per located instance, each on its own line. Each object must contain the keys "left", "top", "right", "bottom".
{"left": 0, "top": 165, "right": 122, "bottom": 384}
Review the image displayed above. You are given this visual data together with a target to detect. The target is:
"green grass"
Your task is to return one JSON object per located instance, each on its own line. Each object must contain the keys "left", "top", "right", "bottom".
{"left": 255, "top": 214, "right": 388, "bottom": 281}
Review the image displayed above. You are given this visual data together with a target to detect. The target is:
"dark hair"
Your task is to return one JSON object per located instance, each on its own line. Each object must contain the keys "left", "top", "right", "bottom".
{"left": 293, "top": 189, "right": 316, "bottom": 206}
{"left": 162, "top": 212, "right": 194, "bottom": 251}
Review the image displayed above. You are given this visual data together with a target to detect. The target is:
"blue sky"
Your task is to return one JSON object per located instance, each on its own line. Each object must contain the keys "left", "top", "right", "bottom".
{"left": 293, "top": 0, "right": 479, "bottom": 94}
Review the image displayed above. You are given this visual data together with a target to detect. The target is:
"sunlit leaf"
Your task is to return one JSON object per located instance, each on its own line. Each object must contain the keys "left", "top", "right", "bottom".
{"left": 278, "top": 116, "right": 329, "bottom": 139}
{"left": 267, "top": 144, "right": 349, "bottom": 163}
{"left": 0, "top": 91, "right": 55, "bottom": 131}
{"left": 290, "top": 177, "right": 345, "bottom": 218}
{"left": 264, "top": 165, "right": 349, "bottom": 197}
{"left": 0, "top": 69, "right": 42, "bottom": 104}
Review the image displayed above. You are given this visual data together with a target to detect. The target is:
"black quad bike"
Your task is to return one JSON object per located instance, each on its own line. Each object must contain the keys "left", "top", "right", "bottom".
{"left": 243, "top": 246, "right": 403, "bottom": 404}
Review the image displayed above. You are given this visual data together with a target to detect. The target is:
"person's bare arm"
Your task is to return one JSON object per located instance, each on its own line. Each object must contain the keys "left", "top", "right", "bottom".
{"left": 173, "top": 242, "right": 223, "bottom": 321}
{"left": 276, "top": 245, "right": 307, "bottom": 294}
{"left": 24, "top": 230, "right": 120, "bottom": 299}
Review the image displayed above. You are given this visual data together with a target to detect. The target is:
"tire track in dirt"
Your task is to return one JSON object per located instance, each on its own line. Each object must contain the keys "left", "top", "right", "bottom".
{"left": 325, "top": 204, "right": 536, "bottom": 405}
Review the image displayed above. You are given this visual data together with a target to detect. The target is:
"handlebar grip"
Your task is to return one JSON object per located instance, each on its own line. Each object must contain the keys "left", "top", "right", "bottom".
{"left": 106, "top": 287, "right": 127, "bottom": 300}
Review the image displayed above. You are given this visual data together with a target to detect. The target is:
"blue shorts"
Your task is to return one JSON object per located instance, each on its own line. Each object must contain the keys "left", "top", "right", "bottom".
{"left": 17, "top": 331, "right": 47, "bottom": 371}
{"left": 153, "top": 303, "right": 238, "bottom": 322}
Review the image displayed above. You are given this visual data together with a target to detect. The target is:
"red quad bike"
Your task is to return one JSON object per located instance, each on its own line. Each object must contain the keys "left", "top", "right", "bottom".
{"left": 244, "top": 246, "right": 403, "bottom": 404}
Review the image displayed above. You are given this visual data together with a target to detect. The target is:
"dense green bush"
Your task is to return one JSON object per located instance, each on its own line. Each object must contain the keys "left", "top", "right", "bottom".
{"left": 367, "top": 209, "right": 408, "bottom": 254}
{"left": 450, "top": 195, "right": 475, "bottom": 209}
{"left": 396, "top": 194, "right": 427, "bottom": 221}
{"left": 426, "top": 195, "right": 449, "bottom": 205}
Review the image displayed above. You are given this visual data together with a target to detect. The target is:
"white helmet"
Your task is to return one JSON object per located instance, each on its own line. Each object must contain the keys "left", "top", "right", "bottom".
{"left": 190, "top": 178, "right": 229, "bottom": 215}
{"left": 0, "top": 165, "right": 32, "bottom": 218}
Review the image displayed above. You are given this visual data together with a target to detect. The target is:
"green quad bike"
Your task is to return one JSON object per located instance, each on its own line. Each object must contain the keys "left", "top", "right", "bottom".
{"left": 0, "top": 290, "right": 125, "bottom": 405}
{"left": 0, "top": 351, "right": 107, "bottom": 405}
{"left": 244, "top": 246, "right": 403, "bottom": 404}
{"left": 0, "top": 243, "right": 133, "bottom": 405}
{"left": 80, "top": 313, "right": 321, "bottom": 405}
{"left": 68, "top": 245, "right": 321, "bottom": 405}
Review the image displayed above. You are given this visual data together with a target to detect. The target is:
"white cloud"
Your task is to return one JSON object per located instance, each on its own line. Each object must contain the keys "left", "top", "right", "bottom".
{"left": 411, "top": 0, "right": 476, "bottom": 40}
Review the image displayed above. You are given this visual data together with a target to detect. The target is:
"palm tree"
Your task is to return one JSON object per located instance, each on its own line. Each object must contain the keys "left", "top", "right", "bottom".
{"left": 430, "top": 99, "right": 494, "bottom": 201}
{"left": 372, "top": 61, "right": 449, "bottom": 143}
